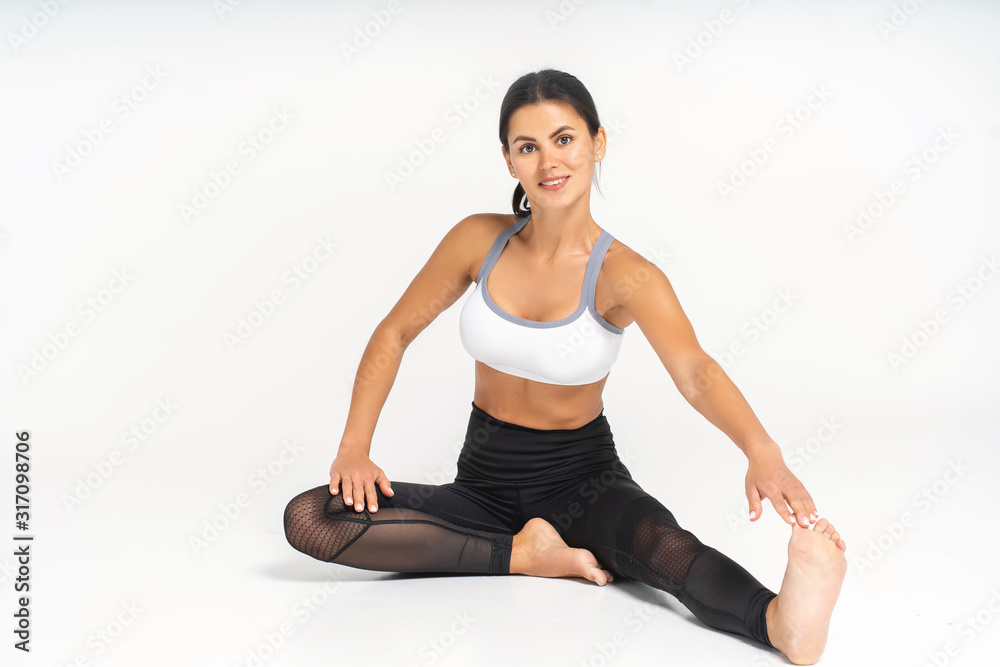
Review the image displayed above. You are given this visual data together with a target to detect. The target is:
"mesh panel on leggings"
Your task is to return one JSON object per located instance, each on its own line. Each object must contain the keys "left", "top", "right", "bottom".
{"left": 283, "top": 484, "right": 512, "bottom": 574}
{"left": 613, "top": 493, "right": 775, "bottom": 648}
{"left": 283, "top": 485, "right": 368, "bottom": 562}
{"left": 614, "top": 494, "right": 710, "bottom": 592}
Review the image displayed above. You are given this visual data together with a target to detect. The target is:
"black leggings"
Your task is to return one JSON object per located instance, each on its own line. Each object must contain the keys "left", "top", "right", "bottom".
{"left": 283, "top": 401, "right": 776, "bottom": 648}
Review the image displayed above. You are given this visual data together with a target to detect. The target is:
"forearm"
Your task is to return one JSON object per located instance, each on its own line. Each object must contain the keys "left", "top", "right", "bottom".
{"left": 677, "top": 355, "right": 781, "bottom": 460}
{"left": 339, "top": 325, "right": 408, "bottom": 455}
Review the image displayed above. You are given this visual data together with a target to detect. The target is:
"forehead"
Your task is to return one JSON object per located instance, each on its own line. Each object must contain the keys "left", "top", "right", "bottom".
{"left": 508, "top": 100, "right": 583, "bottom": 136}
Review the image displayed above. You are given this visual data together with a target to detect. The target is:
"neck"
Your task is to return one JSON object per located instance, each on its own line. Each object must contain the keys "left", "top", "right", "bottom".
{"left": 519, "top": 199, "right": 599, "bottom": 262}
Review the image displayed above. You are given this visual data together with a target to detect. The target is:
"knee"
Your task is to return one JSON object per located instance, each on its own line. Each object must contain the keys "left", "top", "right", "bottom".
{"left": 282, "top": 485, "right": 331, "bottom": 550}
{"left": 631, "top": 520, "right": 705, "bottom": 564}
{"left": 620, "top": 508, "right": 707, "bottom": 586}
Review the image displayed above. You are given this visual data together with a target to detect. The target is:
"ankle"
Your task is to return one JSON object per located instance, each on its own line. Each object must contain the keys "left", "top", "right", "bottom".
{"left": 765, "top": 596, "right": 783, "bottom": 652}
{"left": 510, "top": 529, "right": 530, "bottom": 575}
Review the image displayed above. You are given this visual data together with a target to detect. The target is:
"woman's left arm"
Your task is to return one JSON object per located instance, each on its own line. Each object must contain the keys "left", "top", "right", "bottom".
{"left": 615, "top": 254, "right": 817, "bottom": 527}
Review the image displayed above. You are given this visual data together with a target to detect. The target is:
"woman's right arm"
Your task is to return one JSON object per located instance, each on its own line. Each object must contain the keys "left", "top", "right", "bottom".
{"left": 329, "top": 214, "right": 483, "bottom": 512}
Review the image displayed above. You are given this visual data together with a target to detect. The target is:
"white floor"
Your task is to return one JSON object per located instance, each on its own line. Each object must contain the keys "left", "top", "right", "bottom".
{"left": 6, "top": 401, "right": 996, "bottom": 666}
{"left": 3, "top": 2, "right": 1000, "bottom": 666}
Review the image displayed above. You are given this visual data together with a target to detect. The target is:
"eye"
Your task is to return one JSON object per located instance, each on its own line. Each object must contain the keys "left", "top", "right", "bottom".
{"left": 518, "top": 135, "right": 572, "bottom": 154}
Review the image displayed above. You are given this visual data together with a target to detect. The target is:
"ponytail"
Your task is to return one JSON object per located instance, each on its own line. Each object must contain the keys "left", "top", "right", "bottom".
{"left": 511, "top": 181, "right": 530, "bottom": 218}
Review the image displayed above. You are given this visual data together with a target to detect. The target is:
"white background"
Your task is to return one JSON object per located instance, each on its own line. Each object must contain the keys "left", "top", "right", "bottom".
{"left": 1, "top": 1, "right": 998, "bottom": 665}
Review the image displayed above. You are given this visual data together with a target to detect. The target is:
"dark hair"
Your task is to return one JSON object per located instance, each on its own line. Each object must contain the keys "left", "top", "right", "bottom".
{"left": 498, "top": 69, "right": 604, "bottom": 218}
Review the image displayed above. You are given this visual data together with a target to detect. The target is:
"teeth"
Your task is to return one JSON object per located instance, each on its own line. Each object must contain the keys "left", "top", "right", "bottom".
{"left": 541, "top": 177, "right": 566, "bottom": 186}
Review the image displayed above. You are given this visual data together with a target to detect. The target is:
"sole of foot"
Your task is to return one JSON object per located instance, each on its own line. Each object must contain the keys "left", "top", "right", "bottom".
{"left": 767, "top": 517, "right": 847, "bottom": 665}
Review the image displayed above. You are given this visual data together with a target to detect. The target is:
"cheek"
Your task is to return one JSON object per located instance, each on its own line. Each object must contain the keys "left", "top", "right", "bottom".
{"left": 567, "top": 146, "right": 593, "bottom": 166}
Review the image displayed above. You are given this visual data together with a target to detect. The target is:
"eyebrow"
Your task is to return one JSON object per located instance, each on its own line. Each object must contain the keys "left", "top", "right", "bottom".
{"left": 511, "top": 125, "right": 576, "bottom": 145}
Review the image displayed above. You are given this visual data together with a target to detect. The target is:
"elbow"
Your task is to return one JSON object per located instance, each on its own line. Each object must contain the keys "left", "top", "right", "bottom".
{"left": 375, "top": 321, "right": 411, "bottom": 352}
{"left": 675, "top": 354, "right": 723, "bottom": 402}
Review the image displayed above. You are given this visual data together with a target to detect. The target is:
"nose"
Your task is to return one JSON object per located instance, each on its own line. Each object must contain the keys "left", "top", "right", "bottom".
{"left": 537, "top": 146, "right": 560, "bottom": 170}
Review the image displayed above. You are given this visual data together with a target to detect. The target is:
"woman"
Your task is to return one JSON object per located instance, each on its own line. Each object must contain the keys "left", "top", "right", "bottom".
{"left": 283, "top": 69, "right": 847, "bottom": 665}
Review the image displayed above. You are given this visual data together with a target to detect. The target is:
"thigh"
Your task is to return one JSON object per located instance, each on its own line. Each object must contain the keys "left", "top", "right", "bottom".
{"left": 376, "top": 479, "right": 521, "bottom": 534}
{"left": 529, "top": 469, "right": 705, "bottom": 580}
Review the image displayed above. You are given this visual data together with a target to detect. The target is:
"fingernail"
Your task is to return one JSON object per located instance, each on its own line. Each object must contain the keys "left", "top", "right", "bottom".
{"left": 345, "top": 497, "right": 352, "bottom": 504}
{"left": 749, "top": 510, "right": 756, "bottom": 520}
{"left": 370, "top": 504, "right": 377, "bottom": 512}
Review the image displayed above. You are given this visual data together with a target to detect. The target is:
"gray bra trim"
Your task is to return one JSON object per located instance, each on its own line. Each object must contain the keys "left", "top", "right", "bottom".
{"left": 476, "top": 214, "right": 624, "bottom": 334}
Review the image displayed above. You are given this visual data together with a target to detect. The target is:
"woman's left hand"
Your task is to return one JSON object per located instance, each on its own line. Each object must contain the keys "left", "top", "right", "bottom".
{"left": 745, "top": 444, "right": 818, "bottom": 527}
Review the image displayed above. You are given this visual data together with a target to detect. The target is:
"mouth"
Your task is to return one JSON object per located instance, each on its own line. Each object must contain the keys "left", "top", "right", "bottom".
{"left": 539, "top": 175, "right": 569, "bottom": 191}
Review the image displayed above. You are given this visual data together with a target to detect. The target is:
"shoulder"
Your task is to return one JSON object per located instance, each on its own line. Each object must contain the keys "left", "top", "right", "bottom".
{"left": 599, "top": 233, "right": 679, "bottom": 314}
{"left": 457, "top": 212, "right": 521, "bottom": 281}
{"left": 458, "top": 212, "right": 519, "bottom": 240}
{"left": 601, "top": 233, "right": 658, "bottom": 288}
{"left": 433, "top": 212, "right": 513, "bottom": 257}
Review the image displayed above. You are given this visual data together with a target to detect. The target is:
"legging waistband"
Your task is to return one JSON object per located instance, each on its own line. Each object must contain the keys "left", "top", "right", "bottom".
{"left": 459, "top": 400, "right": 623, "bottom": 483}
{"left": 469, "top": 401, "right": 609, "bottom": 435}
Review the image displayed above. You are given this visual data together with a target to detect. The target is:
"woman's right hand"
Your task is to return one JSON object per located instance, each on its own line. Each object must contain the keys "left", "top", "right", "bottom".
{"left": 329, "top": 449, "right": 394, "bottom": 513}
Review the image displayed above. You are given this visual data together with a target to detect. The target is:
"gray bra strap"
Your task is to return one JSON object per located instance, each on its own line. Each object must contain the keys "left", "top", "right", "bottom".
{"left": 476, "top": 215, "right": 530, "bottom": 284}
{"left": 583, "top": 230, "right": 614, "bottom": 310}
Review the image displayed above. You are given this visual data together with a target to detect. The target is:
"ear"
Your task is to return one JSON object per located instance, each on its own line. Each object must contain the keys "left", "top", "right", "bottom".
{"left": 501, "top": 145, "right": 514, "bottom": 175}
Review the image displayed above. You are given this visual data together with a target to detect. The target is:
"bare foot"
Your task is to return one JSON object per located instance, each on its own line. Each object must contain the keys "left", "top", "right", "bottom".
{"left": 766, "top": 517, "right": 847, "bottom": 665}
{"left": 509, "top": 517, "right": 615, "bottom": 586}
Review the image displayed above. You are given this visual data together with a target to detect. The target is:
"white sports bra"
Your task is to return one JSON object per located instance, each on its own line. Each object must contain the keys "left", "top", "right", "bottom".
{"left": 459, "top": 214, "right": 625, "bottom": 386}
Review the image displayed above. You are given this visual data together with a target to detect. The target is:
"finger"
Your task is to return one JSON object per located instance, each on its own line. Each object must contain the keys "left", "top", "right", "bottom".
{"left": 352, "top": 475, "right": 369, "bottom": 512}
{"left": 803, "top": 495, "right": 819, "bottom": 523}
{"left": 767, "top": 493, "right": 796, "bottom": 525}
{"left": 767, "top": 485, "right": 799, "bottom": 525}
{"left": 341, "top": 476, "right": 354, "bottom": 508}
{"left": 375, "top": 471, "right": 394, "bottom": 497}
{"left": 788, "top": 496, "right": 811, "bottom": 527}
{"left": 364, "top": 480, "right": 378, "bottom": 512}
{"left": 329, "top": 471, "right": 340, "bottom": 495}
{"left": 788, "top": 489, "right": 818, "bottom": 526}
{"left": 746, "top": 485, "right": 762, "bottom": 522}
{"left": 350, "top": 476, "right": 366, "bottom": 512}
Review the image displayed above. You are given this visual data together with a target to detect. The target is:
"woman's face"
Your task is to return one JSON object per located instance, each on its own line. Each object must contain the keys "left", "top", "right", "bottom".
{"left": 504, "top": 100, "right": 605, "bottom": 210}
